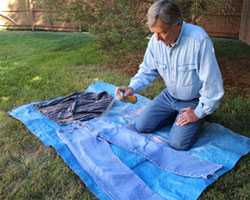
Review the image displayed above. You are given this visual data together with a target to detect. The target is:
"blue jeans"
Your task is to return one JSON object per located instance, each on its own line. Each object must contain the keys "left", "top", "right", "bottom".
{"left": 135, "top": 89, "right": 203, "bottom": 150}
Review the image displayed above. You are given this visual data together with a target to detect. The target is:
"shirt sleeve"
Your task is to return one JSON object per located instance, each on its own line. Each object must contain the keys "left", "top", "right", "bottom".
{"left": 194, "top": 38, "right": 224, "bottom": 119}
{"left": 128, "top": 36, "right": 159, "bottom": 92}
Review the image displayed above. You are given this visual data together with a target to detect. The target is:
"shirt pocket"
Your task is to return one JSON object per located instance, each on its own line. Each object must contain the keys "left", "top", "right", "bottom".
{"left": 177, "top": 64, "right": 199, "bottom": 86}
{"left": 156, "top": 62, "right": 168, "bottom": 76}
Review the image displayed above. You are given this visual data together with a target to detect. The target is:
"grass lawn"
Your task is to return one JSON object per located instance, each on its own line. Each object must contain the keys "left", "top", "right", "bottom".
{"left": 0, "top": 31, "right": 249, "bottom": 200}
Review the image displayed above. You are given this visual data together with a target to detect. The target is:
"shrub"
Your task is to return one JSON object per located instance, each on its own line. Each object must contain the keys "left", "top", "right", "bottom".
{"left": 34, "top": 0, "right": 235, "bottom": 59}
{"left": 90, "top": 0, "right": 150, "bottom": 54}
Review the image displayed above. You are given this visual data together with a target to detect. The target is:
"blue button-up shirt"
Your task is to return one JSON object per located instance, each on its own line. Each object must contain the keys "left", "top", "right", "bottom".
{"left": 129, "top": 22, "right": 224, "bottom": 119}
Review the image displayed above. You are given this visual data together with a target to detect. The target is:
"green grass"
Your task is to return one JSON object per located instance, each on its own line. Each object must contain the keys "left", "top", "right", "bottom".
{"left": 0, "top": 31, "right": 249, "bottom": 200}
{"left": 213, "top": 38, "right": 250, "bottom": 59}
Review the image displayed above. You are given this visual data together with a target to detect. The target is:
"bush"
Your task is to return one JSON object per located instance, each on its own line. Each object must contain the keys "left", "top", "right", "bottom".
{"left": 35, "top": 0, "right": 151, "bottom": 54}
{"left": 90, "top": 0, "right": 150, "bottom": 53}
{"left": 34, "top": 0, "right": 235, "bottom": 60}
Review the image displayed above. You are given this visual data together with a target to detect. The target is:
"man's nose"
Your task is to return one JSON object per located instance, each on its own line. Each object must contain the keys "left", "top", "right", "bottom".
{"left": 156, "top": 33, "right": 162, "bottom": 41}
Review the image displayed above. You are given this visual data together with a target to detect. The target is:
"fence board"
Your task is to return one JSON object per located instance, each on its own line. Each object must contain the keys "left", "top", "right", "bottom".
{"left": 239, "top": 0, "right": 250, "bottom": 45}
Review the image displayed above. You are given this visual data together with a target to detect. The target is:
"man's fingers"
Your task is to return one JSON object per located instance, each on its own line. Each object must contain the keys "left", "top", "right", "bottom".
{"left": 179, "top": 120, "right": 189, "bottom": 126}
{"left": 176, "top": 116, "right": 186, "bottom": 125}
{"left": 115, "top": 87, "right": 120, "bottom": 95}
{"left": 176, "top": 120, "right": 187, "bottom": 126}
{"left": 176, "top": 118, "right": 189, "bottom": 126}
{"left": 176, "top": 114, "right": 191, "bottom": 126}
{"left": 115, "top": 88, "right": 124, "bottom": 100}
{"left": 176, "top": 107, "right": 199, "bottom": 126}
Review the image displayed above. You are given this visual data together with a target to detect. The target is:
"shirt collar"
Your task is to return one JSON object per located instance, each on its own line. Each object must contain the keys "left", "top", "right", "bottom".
{"left": 170, "top": 21, "right": 185, "bottom": 48}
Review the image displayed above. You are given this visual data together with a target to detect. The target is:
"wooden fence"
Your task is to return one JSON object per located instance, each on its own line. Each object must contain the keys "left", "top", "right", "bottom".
{"left": 0, "top": 0, "right": 249, "bottom": 44}
{"left": 0, "top": 10, "right": 79, "bottom": 32}
{"left": 0, "top": 0, "right": 79, "bottom": 31}
{"left": 200, "top": 0, "right": 243, "bottom": 39}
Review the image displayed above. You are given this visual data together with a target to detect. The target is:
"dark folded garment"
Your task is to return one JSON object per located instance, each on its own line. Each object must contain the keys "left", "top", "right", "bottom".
{"left": 36, "top": 91, "right": 113, "bottom": 125}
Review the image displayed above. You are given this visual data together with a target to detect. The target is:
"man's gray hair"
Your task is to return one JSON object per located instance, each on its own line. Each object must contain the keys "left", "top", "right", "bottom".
{"left": 147, "top": 0, "right": 182, "bottom": 27}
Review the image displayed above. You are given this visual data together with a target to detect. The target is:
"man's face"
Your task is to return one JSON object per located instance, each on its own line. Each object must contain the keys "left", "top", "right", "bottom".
{"left": 150, "top": 19, "right": 180, "bottom": 45}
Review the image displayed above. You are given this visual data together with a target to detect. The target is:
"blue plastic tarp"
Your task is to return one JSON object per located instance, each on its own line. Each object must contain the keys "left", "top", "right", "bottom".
{"left": 9, "top": 81, "right": 250, "bottom": 200}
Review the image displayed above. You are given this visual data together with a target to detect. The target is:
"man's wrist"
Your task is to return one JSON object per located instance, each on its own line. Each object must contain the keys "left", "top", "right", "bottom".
{"left": 194, "top": 104, "right": 207, "bottom": 119}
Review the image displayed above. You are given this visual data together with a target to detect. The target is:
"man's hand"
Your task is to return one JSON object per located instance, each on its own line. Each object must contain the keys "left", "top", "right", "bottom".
{"left": 176, "top": 107, "right": 199, "bottom": 126}
{"left": 115, "top": 86, "right": 134, "bottom": 100}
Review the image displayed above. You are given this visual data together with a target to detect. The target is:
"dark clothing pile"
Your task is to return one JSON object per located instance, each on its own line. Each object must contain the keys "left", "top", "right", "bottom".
{"left": 36, "top": 91, "right": 113, "bottom": 125}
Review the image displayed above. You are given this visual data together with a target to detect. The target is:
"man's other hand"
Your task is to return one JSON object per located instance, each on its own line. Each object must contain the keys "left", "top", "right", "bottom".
{"left": 176, "top": 107, "right": 199, "bottom": 126}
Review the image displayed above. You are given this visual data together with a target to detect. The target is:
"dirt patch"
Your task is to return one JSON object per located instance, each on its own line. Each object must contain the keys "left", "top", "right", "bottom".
{"left": 105, "top": 51, "right": 143, "bottom": 76}
{"left": 219, "top": 57, "right": 250, "bottom": 93}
